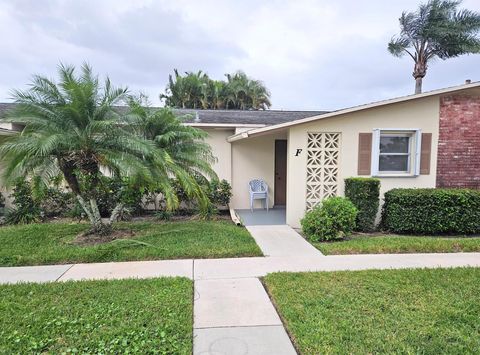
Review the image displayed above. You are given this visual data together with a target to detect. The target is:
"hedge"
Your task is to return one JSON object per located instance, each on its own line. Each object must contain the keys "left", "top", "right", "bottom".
{"left": 345, "top": 177, "right": 380, "bottom": 232}
{"left": 381, "top": 188, "right": 480, "bottom": 235}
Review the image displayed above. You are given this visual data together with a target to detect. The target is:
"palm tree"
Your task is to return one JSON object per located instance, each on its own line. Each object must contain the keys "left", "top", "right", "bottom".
{"left": 211, "top": 81, "right": 226, "bottom": 109}
{"left": 126, "top": 95, "right": 217, "bottom": 210}
{"left": 160, "top": 70, "right": 210, "bottom": 109}
{"left": 0, "top": 64, "right": 159, "bottom": 235}
{"left": 248, "top": 79, "right": 272, "bottom": 110}
{"left": 388, "top": 0, "right": 480, "bottom": 94}
{"left": 225, "top": 71, "right": 271, "bottom": 110}
{"left": 225, "top": 71, "right": 249, "bottom": 109}
{"left": 161, "top": 69, "right": 187, "bottom": 108}
{"left": 161, "top": 70, "right": 272, "bottom": 110}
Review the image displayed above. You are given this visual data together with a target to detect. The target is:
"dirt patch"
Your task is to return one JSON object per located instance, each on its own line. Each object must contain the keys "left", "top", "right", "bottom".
{"left": 130, "top": 212, "right": 231, "bottom": 223}
{"left": 72, "top": 228, "right": 137, "bottom": 246}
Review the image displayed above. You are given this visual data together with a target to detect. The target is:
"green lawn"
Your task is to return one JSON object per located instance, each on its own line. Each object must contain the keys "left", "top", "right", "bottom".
{"left": 0, "top": 277, "right": 192, "bottom": 354}
{"left": 0, "top": 220, "right": 262, "bottom": 266}
{"left": 313, "top": 235, "right": 480, "bottom": 255}
{"left": 264, "top": 268, "right": 480, "bottom": 354}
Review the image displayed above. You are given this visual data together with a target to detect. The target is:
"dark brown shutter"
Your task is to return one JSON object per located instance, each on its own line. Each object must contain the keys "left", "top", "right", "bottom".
{"left": 420, "top": 133, "right": 432, "bottom": 175}
{"left": 358, "top": 133, "right": 372, "bottom": 175}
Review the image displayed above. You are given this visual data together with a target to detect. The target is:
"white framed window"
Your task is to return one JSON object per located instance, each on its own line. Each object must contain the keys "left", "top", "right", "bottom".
{"left": 371, "top": 129, "right": 421, "bottom": 176}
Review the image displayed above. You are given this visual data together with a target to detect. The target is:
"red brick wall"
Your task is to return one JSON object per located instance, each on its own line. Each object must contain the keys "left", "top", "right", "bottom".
{"left": 437, "top": 94, "right": 480, "bottom": 188}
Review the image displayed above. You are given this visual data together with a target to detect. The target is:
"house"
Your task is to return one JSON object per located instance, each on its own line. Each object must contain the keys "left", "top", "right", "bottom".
{"left": 186, "top": 82, "right": 480, "bottom": 227}
{"left": 0, "top": 82, "right": 479, "bottom": 228}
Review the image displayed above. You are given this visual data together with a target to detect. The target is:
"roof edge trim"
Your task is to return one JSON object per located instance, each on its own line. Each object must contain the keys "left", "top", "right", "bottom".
{"left": 230, "top": 82, "right": 480, "bottom": 141}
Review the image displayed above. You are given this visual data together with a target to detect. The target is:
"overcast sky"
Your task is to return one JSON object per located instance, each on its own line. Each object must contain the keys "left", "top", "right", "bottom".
{"left": 1, "top": 0, "right": 479, "bottom": 110}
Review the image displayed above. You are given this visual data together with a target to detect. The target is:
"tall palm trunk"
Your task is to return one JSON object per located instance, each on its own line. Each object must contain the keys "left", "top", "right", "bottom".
{"left": 413, "top": 58, "right": 427, "bottom": 94}
{"left": 415, "top": 77, "right": 423, "bottom": 94}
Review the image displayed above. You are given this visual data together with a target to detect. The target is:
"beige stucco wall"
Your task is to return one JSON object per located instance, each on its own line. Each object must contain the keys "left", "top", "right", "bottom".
{"left": 230, "top": 133, "right": 286, "bottom": 209}
{"left": 201, "top": 128, "right": 234, "bottom": 182}
{"left": 286, "top": 96, "right": 440, "bottom": 227}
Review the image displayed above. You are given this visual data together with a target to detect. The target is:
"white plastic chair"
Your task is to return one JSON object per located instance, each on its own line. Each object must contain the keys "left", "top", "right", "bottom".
{"left": 249, "top": 179, "right": 269, "bottom": 212}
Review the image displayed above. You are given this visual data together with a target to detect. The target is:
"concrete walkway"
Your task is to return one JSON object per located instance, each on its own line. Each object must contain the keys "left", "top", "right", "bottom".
{"left": 1, "top": 225, "right": 480, "bottom": 354}
{"left": 246, "top": 225, "right": 322, "bottom": 257}
{"left": 194, "top": 278, "right": 296, "bottom": 354}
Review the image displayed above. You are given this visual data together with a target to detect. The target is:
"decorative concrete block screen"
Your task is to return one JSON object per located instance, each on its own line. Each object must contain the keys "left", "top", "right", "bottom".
{"left": 306, "top": 132, "right": 341, "bottom": 210}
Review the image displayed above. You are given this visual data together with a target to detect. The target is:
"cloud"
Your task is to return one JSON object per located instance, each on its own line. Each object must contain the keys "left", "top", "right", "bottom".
{"left": 0, "top": 0, "right": 479, "bottom": 109}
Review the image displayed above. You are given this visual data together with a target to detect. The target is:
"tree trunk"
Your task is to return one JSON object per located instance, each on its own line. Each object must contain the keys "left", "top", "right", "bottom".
{"left": 75, "top": 195, "right": 95, "bottom": 224}
{"left": 58, "top": 159, "right": 116, "bottom": 235}
{"left": 109, "top": 202, "right": 125, "bottom": 224}
{"left": 412, "top": 59, "right": 427, "bottom": 94}
{"left": 415, "top": 77, "right": 423, "bottom": 94}
{"left": 75, "top": 195, "right": 112, "bottom": 235}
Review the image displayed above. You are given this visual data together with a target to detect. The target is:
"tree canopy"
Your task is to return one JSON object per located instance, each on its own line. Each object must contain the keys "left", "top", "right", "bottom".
{"left": 0, "top": 64, "right": 216, "bottom": 235}
{"left": 388, "top": 0, "right": 480, "bottom": 93}
{"left": 160, "top": 70, "right": 271, "bottom": 110}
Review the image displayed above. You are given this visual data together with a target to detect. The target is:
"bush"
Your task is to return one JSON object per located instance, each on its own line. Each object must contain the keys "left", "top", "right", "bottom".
{"left": 301, "top": 197, "right": 358, "bottom": 241}
{"left": 0, "top": 192, "right": 5, "bottom": 216}
{"left": 5, "top": 179, "right": 41, "bottom": 224}
{"left": 38, "top": 187, "right": 76, "bottom": 218}
{"left": 155, "top": 210, "right": 172, "bottom": 221}
{"left": 345, "top": 177, "right": 380, "bottom": 232}
{"left": 172, "top": 177, "right": 232, "bottom": 210}
{"left": 88, "top": 176, "right": 144, "bottom": 218}
{"left": 207, "top": 179, "right": 232, "bottom": 208}
{"left": 196, "top": 202, "right": 219, "bottom": 220}
{"left": 381, "top": 188, "right": 480, "bottom": 235}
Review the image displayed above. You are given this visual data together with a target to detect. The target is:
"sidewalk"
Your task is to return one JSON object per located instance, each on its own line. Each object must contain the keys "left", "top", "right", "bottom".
{"left": 1, "top": 225, "right": 480, "bottom": 354}
{"left": 2, "top": 251, "right": 479, "bottom": 283}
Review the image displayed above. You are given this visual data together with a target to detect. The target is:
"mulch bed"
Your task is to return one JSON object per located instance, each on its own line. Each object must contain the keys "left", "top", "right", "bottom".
{"left": 72, "top": 228, "right": 136, "bottom": 246}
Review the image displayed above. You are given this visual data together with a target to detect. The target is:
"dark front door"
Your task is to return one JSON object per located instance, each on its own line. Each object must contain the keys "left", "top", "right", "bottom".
{"left": 274, "top": 140, "right": 287, "bottom": 206}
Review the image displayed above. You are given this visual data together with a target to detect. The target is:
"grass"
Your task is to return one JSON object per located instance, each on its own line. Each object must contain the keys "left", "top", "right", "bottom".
{"left": 313, "top": 234, "right": 480, "bottom": 255}
{"left": 0, "top": 277, "right": 192, "bottom": 354}
{"left": 0, "top": 220, "right": 262, "bottom": 266}
{"left": 264, "top": 268, "right": 480, "bottom": 354}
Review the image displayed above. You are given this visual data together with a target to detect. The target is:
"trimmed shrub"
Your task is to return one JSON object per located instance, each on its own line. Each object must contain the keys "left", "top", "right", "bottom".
{"left": 301, "top": 197, "right": 358, "bottom": 241}
{"left": 345, "top": 177, "right": 380, "bottom": 232}
{"left": 382, "top": 188, "right": 480, "bottom": 235}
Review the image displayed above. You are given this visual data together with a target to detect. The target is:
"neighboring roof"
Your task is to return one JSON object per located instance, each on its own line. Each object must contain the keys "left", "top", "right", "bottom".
{"left": 173, "top": 109, "right": 329, "bottom": 126}
{"left": 0, "top": 103, "right": 15, "bottom": 117}
{"left": 228, "top": 81, "right": 480, "bottom": 142}
{"left": 0, "top": 102, "right": 329, "bottom": 127}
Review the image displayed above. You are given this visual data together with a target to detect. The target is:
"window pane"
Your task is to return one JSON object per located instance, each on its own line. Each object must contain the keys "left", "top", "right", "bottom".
{"left": 379, "top": 155, "right": 409, "bottom": 171}
{"left": 380, "top": 136, "right": 410, "bottom": 153}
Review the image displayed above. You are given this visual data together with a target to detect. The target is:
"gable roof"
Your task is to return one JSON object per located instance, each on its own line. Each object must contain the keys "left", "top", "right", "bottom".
{"left": 0, "top": 103, "right": 328, "bottom": 127}
{"left": 227, "top": 81, "right": 480, "bottom": 142}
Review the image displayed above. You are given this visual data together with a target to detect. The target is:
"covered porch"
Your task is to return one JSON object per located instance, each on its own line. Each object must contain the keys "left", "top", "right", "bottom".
{"left": 235, "top": 207, "right": 286, "bottom": 226}
{"left": 229, "top": 131, "right": 288, "bottom": 210}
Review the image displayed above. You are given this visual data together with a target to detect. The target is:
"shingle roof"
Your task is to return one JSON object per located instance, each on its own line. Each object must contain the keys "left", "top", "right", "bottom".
{"left": 172, "top": 108, "right": 329, "bottom": 125}
{"left": 0, "top": 103, "right": 328, "bottom": 126}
